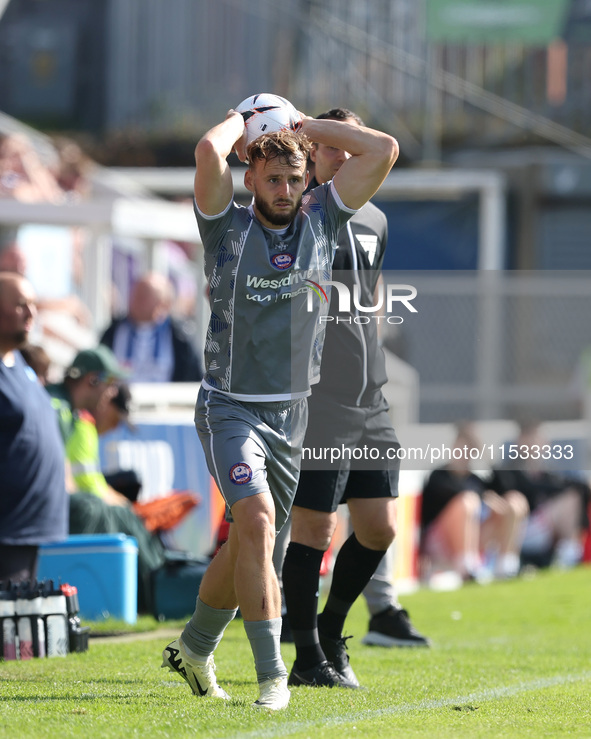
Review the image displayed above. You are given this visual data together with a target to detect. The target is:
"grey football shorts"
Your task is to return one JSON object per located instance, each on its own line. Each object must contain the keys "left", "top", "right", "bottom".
{"left": 195, "top": 386, "right": 308, "bottom": 532}
{"left": 295, "top": 390, "right": 400, "bottom": 514}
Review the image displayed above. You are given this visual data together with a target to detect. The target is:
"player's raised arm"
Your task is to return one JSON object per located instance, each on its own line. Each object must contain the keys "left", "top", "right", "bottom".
{"left": 299, "top": 117, "right": 398, "bottom": 211}
{"left": 194, "top": 110, "right": 246, "bottom": 216}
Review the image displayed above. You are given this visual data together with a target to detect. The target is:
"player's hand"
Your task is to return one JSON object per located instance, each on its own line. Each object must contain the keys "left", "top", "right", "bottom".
{"left": 226, "top": 109, "right": 248, "bottom": 162}
{"left": 233, "top": 136, "right": 247, "bottom": 162}
{"left": 295, "top": 113, "right": 312, "bottom": 133}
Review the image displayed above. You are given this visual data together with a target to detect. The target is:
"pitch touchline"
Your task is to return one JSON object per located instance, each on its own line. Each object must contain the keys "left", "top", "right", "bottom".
{"left": 233, "top": 671, "right": 591, "bottom": 739}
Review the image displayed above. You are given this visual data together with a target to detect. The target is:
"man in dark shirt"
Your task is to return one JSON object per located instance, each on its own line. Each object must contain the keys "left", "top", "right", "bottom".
{"left": 282, "top": 109, "right": 427, "bottom": 691}
{"left": 100, "top": 272, "right": 203, "bottom": 383}
{"left": 0, "top": 272, "right": 68, "bottom": 584}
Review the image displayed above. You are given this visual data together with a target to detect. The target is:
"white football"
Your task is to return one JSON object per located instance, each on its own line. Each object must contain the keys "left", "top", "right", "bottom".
{"left": 235, "top": 93, "right": 301, "bottom": 146}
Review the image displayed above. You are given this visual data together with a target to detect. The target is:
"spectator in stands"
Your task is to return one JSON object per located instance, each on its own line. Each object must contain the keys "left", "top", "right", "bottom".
{"left": 0, "top": 132, "right": 63, "bottom": 203}
{"left": 46, "top": 347, "right": 128, "bottom": 504}
{"left": 0, "top": 242, "right": 27, "bottom": 276}
{"left": 0, "top": 272, "right": 68, "bottom": 585}
{"left": 0, "top": 134, "right": 93, "bottom": 332}
{"left": 75, "top": 381, "right": 142, "bottom": 505}
{"left": 95, "top": 380, "right": 134, "bottom": 436}
{"left": 52, "top": 136, "right": 93, "bottom": 201}
{"left": 99, "top": 271, "right": 203, "bottom": 383}
{"left": 19, "top": 342, "right": 51, "bottom": 385}
{"left": 0, "top": 238, "right": 92, "bottom": 328}
{"left": 46, "top": 347, "right": 166, "bottom": 612}
{"left": 489, "top": 420, "right": 589, "bottom": 569}
{"left": 421, "top": 422, "right": 529, "bottom": 582}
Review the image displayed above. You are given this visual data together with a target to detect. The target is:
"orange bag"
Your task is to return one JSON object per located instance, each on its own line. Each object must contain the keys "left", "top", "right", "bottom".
{"left": 133, "top": 491, "right": 200, "bottom": 532}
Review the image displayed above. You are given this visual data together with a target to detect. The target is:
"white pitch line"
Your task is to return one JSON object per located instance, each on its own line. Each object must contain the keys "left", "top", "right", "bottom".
{"left": 231, "top": 671, "right": 591, "bottom": 739}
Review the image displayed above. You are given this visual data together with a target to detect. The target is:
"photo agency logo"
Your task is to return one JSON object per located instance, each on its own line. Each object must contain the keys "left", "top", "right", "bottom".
{"left": 305, "top": 279, "right": 418, "bottom": 324}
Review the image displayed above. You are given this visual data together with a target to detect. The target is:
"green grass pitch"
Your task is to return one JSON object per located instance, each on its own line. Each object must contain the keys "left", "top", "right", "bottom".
{"left": 1, "top": 566, "right": 590, "bottom": 738}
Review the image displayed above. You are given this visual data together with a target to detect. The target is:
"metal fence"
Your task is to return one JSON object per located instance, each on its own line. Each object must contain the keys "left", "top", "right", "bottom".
{"left": 2, "top": 0, "right": 590, "bottom": 155}
{"left": 388, "top": 270, "right": 591, "bottom": 423}
{"left": 101, "top": 0, "right": 591, "bottom": 158}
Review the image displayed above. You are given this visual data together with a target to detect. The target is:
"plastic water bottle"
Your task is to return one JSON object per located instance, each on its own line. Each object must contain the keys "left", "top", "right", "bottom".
{"left": 17, "top": 583, "right": 47, "bottom": 658}
{"left": 31, "top": 586, "right": 46, "bottom": 658}
{"left": 15, "top": 585, "right": 36, "bottom": 660}
{"left": 0, "top": 590, "right": 18, "bottom": 661}
{"left": 41, "top": 582, "right": 68, "bottom": 658}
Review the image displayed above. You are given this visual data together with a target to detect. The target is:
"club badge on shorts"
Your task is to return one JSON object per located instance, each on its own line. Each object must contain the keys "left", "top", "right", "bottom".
{"left": 229, "top": 462, "right": 253, "bottom": 485}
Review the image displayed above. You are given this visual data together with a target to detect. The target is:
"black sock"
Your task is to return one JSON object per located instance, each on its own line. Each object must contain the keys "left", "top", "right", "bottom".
{"left": 282, "top": 541, "right": 326, "bottom": 670}
{"left": 318, "top": 534, "right": 387, "bottom": 639}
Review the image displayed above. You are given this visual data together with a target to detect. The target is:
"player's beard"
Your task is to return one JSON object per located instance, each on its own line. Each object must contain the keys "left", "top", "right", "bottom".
{"left": 255, "top": 193, "right": 302, "bottom": 227}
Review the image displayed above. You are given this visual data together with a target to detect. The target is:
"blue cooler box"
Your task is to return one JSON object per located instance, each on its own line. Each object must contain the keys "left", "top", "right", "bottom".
{"left": 38, "top": 534, "right": 138, "bottom": 624}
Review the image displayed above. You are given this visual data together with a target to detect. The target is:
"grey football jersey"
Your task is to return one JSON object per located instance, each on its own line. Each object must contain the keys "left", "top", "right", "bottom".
{"left": 195, "top": 181, "right": 355, "bottom": 401}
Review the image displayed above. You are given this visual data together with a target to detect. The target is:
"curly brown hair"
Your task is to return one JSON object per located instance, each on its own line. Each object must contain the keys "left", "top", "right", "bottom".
{"left": 247, "top": 130, "right": 311, "bottom": 168}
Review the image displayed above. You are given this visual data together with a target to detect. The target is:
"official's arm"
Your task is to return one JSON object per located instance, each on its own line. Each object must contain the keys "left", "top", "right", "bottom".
{"left": 299, "top": 117, "right": 398, "bottom": 211}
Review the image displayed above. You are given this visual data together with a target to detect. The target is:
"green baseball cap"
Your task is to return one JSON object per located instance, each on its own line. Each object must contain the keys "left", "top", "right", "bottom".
{"left": 66, "top": 346, "right": 127, "bottom": 380}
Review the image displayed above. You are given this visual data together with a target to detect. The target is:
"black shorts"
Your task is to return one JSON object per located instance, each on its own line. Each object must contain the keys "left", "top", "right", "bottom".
{"left": 294, "top": 391, "right": 400, "bottom": 513}
{"left": 0, "top": 544, "right": 38, "bottom": 585}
